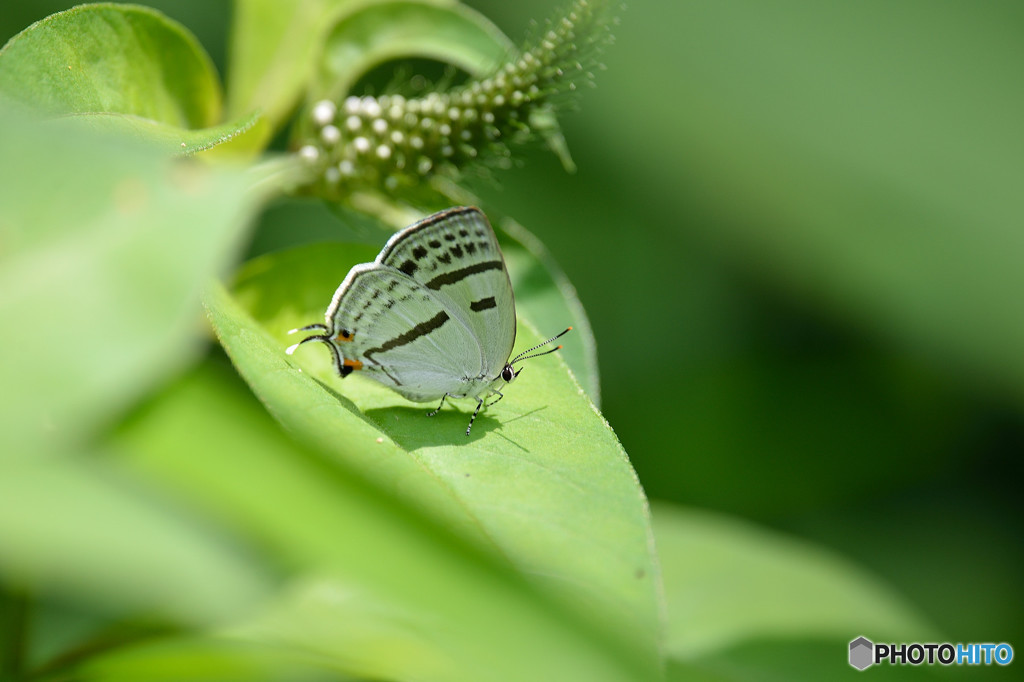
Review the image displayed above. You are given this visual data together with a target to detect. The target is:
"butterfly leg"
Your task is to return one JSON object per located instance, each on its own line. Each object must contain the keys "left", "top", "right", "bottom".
{"left": 485, "top": 390, "right": 504, "bottom": 408}
{"left": 427, "top": 393, "right": 453, "bottom": 417}
{"left": 465, "top": 396, "right": 487, "bottom": 436}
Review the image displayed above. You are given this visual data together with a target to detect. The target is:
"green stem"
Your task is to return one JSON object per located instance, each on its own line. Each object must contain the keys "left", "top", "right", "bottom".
{"left": 0, "top": 584, "right": 30, "bottom": 681}
{"left": 244, "top": 153, "right": 318, "bottom": 205}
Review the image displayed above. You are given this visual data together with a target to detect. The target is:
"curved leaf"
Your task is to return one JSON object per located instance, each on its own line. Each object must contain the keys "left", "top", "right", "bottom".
{"left": 211, "top": 244, "right": 662, "bottom": 673}
{"left": 55, "top": 110, "right": 261, "bottom": 156}
{"left": 0, "top": 108, "right": 257, "bottom": 457}
{"left": 113, "top": 354, "right": 661, "bottom": 682}
{"left": 315, "top": 0, "right": 512, "bottom": 102}
{"left": 0, "top": 4, "right": 251, "bottom": 151}
{"left": 0, "top": 4, "right": 219, "bottom": 125}
{"left": 652, "top": 502, "right": 938, "bottom": 663}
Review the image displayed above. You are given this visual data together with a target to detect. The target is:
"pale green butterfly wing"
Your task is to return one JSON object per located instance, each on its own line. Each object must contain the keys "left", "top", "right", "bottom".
{"left": 376, "top": 207, "right": 516, "bottom": 384}
{"left": 323, "top": 263, "right": 482, "bottom": 401}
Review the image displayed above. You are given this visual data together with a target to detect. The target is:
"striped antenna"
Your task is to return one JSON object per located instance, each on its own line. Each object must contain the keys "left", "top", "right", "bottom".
{"left": 510, "top": 327, "right": 572, "bottom": 365}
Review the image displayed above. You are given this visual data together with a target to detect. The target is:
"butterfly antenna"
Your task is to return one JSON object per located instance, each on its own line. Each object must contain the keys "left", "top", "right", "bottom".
{"left": 285, "top": 324, "right": 331, "bottom": 355}
{"left": 510, "top": 327, "right": 572, "bottom": 364}
{"left": 289, "top": 324, "right": 329, "bottom": 335}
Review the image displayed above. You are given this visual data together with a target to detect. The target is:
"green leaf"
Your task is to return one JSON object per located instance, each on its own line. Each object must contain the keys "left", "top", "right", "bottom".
{"left": 56, "top": 110, "right": 262, "bottom": 156}
{"left": 0, "top": 457, "right": 274, "bottom": 626}
{"left": 0, "top": 4, "right": 219, "bottom": 125}
{"left": 111, "top": 356, "right": 662, "bottom": 682}
{"left": 206, "top": 260, "right": 662, "bottom": 675}
{"left": 79, "top": 635, "right": 350, "bottom": 682}
{"left": 314, "top": 0, "right": 512, "bottom": 102}
{"left": 652, "top": 502, "right": 938, "bottom": 664}
{"left": 0, "top": 4, "right": 250, "bottom": 151}
{"left": 0, "top": 108, "right": 257, "bottom": 456}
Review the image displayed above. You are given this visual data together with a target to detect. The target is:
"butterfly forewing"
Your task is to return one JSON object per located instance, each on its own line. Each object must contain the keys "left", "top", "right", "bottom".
{"left": 377, "top": 207, "right": 516, "bottom": 380}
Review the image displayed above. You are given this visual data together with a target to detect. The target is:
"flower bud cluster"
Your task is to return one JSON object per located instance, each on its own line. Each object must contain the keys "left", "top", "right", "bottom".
{"left": 298, "top": 0, "right": 612, "bottom": 200}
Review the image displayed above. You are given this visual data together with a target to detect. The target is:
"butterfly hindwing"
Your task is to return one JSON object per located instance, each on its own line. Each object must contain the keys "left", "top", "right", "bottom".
{"left": 325, "top": 263, "right": 483, "bottom": 402}
{"left": 376, "top": 207, "right": 516, "bottom": 381}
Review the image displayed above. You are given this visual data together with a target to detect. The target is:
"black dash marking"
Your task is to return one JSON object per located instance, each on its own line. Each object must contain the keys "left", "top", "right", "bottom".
{"left": 429, "top": 239, "right": 442, "bottom": 248}
{"left": 444, "top": 233, "right": 456, "bottom": 242}
{"left": 470, "top": 296, "right": 497, "bottom": 312}
{"left": 478, "top": 240, "right": 491, "bottom": 251}
{"left": 475, "top": 229, "right": 486, "bottom": 237}
{"left": 371, "top": 290, "right": 381, "bottom": 299}
{"left": 437, "top": 253, "right": 452, "bottom": 265}
{"left": 426, "top": 260, "right": 504, "bottom": 290}
{"left": 412, "top": 245, "right": 428, "bottom": 260}
{"left": 399, "top": 259, "right": 418, "bottom": 276}
{"left": 459, "top": 229, "right": 469, "bottom": 237}
{"left": 450, "top": 245, "right": 464, "bottom": 259}
{"left": 387, "top": 280, "right": 399, "bottom": 292}
{"left": 385, "top": 299, "right": 395, "bottom": 309}
{"left": 364, "top": 311, "right": 450, "bottom": 360}
{"left": 465, "top": 242, "right": 477, "bottom": 254}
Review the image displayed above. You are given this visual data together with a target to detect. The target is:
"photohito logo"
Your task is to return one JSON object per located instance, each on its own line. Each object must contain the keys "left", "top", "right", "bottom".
{"left": 849, "top": 636, "right": 1014, "bottom": 670}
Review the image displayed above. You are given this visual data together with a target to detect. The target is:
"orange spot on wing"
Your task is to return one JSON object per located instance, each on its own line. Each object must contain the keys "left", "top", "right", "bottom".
{"left": 343, "top": 359, "right": 363, "bottom": 371}
{"left": 335, "top": 330, "right": 354, "bottom": 342}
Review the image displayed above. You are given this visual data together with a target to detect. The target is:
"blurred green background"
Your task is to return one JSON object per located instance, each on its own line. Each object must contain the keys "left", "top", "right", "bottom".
{"left": 3, "top": 0, "right": 1021, "bottom": 664}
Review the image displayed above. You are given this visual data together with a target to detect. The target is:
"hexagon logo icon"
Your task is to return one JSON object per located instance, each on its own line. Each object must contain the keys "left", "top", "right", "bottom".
{"left": 850, "top": 636, "right": 874, "bottom": 670}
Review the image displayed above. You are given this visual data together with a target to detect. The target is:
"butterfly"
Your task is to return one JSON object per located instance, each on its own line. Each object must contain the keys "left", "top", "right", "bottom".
{"left": 287, "top": 206, "right": 570, "bottom": 435}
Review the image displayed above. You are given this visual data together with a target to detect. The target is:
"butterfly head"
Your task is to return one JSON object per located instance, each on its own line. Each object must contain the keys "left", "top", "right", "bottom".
{"left": 500, "top": 363, "right": 521, "bottom": 384}
{"left": 500, "top": 327, "right": 573, "bottom": 383}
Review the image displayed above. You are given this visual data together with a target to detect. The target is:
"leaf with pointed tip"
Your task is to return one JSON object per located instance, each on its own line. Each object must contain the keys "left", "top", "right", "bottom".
{"left": 653, "top": 502, "right": 939, "bottom": 677}
{"left": 206, "top": 242, "right": 661, "bottom": 674}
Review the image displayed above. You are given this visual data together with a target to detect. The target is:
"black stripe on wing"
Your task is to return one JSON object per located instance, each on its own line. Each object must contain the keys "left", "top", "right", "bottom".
{"left": 469, "top": 296, "right": 497, "bottom": 312}
{"left": 363, "top": 311, "right": 451, "bottom": 361}
{"left": 425, "top": 260, "right": 504, "bottom": 290}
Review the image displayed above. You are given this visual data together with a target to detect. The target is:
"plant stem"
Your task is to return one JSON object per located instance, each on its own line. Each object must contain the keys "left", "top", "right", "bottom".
{"left": 244, "top": 153, "right": 319, "bottom": 205}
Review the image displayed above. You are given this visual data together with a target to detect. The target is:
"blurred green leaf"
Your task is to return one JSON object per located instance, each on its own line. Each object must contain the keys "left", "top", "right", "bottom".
{"left": 593, "top": 0, "right": 1024, "bottom": 398}
{"left": 0, "top": 5, "right": 227, "bottom": 138}
{"left": 80, "top": 636, "right": 346, "bottom": 682}
{"left": 498, "top": 216, "right": 601, "bottom": 404}
{"left": 210, "top": 253, "right": 661, "bottom": 672}
{"left": 56, "top": 110, "right": 262, "bottom": 156}
{"left": 113, "top": 357, "right": 662, "bottom": 682}
{"left": 226, "top": 0, "right": 330, "bottom": 130}
{"left": 0, "top": 108, "right": 256, "bottom": 456}
{"left": 667, "top": 639, "right": 946, "bottom": 682}
{"left": 0, "top": 457, "right": 274, "bottom": 625}
{"left": 652, "top": 502, "right": 938, "bottom": 664}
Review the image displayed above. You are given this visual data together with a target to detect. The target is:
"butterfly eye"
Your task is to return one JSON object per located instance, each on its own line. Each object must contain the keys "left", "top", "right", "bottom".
{"left": 501, "top": 365, "right": 515, "bottom": 382}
